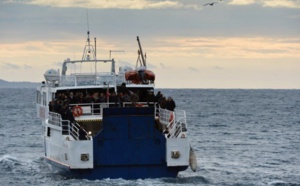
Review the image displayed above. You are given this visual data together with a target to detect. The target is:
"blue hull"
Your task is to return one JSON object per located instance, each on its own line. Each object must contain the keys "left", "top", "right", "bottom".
{"left": 46, "top": 107, "right": 188, "bottom": 179}
{"left": 45, "top": 158, "right": 187, "bottom": 179}
{"left": 69, "top": 165, "right": 188, "bottom": 179}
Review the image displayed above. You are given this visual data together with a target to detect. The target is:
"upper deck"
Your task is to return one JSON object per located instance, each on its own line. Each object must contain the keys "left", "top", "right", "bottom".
{"left": 43, "top": 58, "right": 155, "bottom": 90}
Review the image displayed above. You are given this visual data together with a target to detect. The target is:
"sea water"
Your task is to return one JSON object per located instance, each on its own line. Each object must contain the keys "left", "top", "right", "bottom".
{"left": 0, "top": 88, "right": 299, "bottom": 186}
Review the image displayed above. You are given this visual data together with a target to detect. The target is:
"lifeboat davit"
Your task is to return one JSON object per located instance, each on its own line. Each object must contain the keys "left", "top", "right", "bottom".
{"left": 125, "top": 69, "right": 155, "bottom": 84}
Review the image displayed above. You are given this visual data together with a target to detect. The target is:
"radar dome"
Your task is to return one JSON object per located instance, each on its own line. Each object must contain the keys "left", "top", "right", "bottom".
{"left": 44, "top": 69, "right": 59, "bottom": 82}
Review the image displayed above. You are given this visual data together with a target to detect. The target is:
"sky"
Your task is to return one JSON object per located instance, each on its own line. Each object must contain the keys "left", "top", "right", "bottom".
{"left": 0, "top": 0, "right": 300, "bottom": 89}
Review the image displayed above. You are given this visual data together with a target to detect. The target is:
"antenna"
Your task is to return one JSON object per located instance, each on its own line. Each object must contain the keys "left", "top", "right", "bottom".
{"left": 86, "top": 9, "right": 90, "bottom": 32}
{"left": 86, "top": 10, "right": 91, "bottom": 56}
{"left": 81, "top": 9, "right": 96, "bottom": 61}
{"left": 94, "top": 37, "right": 97, "bottom": 58}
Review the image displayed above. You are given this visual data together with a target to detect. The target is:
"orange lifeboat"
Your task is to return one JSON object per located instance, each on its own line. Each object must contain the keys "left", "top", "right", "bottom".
{"left": 125, "top": 70, "right": 141, "bottom": 84}
{"left": 125, "top": 69, "right": 155, "bottom": 84}
{"left": 144, "top": 70, "right": 155, "bottom": 82}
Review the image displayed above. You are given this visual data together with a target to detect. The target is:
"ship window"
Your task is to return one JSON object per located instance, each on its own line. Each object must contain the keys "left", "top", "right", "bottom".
{"left": 47, "top": 127, "right": 51, "bottom": 137}
{"left": 36, "top": 90, "right": 41, "bottom": 104}
{"left": 43, "top": 92, "right": 47, "bottom": 106}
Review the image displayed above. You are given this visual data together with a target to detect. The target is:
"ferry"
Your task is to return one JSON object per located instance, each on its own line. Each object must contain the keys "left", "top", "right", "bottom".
{"left": 36, "top": 31, "right": 197, "bottom": 179}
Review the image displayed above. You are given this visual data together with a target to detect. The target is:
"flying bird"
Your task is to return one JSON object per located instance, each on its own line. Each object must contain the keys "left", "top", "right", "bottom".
{"left": 204, "top": 2, "right": 218, "bottom": 6}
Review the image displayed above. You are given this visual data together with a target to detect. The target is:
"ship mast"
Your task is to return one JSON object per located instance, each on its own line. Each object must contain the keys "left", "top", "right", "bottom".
{"left": 82, "top": 31, "right": 96, "bottom": 61}
{"left": 137, "top": 36, "right": 147, "bottom": 68}
{"left": 82, "top": 10, "right": 96, "bottom": 61}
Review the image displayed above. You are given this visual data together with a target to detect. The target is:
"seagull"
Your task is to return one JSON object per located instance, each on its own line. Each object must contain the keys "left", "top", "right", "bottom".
{"left": 204, "top": 2, "right": 218, "bottom": 6}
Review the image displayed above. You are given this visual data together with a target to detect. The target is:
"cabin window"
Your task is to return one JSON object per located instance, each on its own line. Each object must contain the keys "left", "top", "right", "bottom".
{"left": 47, "top": 127, "right": 51, "bottom": 137}
{"left": 43, "top": 92, "right": 47, "bottom": 106}
{"left": 36, "top": 90, "right": 41, "bottom": 104}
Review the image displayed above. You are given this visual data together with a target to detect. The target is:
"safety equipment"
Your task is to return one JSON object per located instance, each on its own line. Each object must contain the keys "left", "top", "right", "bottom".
{"left": 72, "top": 105, "right": 83, "bottom": 117}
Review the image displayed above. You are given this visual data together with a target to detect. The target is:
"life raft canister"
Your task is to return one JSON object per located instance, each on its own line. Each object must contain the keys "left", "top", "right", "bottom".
{"left": 72, "top": 105, "right": 83, "bottom": 117}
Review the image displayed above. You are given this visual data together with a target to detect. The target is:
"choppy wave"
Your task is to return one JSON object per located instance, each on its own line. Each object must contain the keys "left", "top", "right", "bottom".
{"left": 1, "top": 88, "right": 300, "bottom": 185}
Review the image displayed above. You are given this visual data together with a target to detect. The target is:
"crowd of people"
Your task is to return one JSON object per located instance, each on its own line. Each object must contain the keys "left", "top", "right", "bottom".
{"left": 48, "top": 87, "right": 176, "bottom": 139}
{"left": 49, "top": 89, "right": 176, "bottom": 113}
{"left": 48, "top": 84, "right": 176, "bottom": 122}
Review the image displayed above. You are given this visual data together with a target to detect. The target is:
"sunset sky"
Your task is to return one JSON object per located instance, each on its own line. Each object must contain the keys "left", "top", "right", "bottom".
{"left": 0, "top": 0, "right": 299, "bottom": 88}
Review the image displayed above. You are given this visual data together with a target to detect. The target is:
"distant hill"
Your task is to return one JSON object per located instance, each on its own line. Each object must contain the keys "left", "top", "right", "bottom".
{"left": 0, "top": 79, "right": 40, "bottom": 88}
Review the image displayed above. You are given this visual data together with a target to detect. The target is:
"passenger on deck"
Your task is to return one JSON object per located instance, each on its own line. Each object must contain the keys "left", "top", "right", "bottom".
{"left": 147, "top": 90, "right": 156, "bottom": 107}
{"left": 84, "top": 93, "right": 92, "bottom": 103}
{"left": 60, "top": 102, "right": 75, "bottom": 123}
{"left": 129, "top": 91, "right": 139, "bottom": 106}
{"left": 92, "top": 92, "right": 101, "bottom": 114}
{"left": 159, "top": 97, "right": 167, "bottom": 109}
{"left": 156, "top": 91, "right": 163, "bottom": 102}
{"left": 123, "top": 92, "right": 131, "bottom": 103}
{"left": 76, "top": 92, "right": 84, "bottom": 103}
{"left": 60, "top": 102, "right": 75, "bottom": 135}
{"left": 118, "top": 92, "right": 124, "bottom": 107}
{"left": 68, "top": 92, "right": 77, "bottom": 104}
{"left": 53, "top": 99, "right": 62, "bottom": 113}
{"left": 49, "top": 100, "right": 55, "bottom": 112}
{"left": 79, "top": 126, "right": 88, "bottom": 140}
{"left": 165, "top": 97, "right": 176, "bottom": 111}
{"left": 63, "top": 94, "right": 69, "bottom": 104}
{"left": 91, "top": 92, "right": 99, "bottom": 102}
{"left": 99, "top": 92, "right": 106, "bottom": 103}
{"left": 119, "top": 82, "right": 128, "bottom": 94}
{"left": 109, "top": 91, "right": 118, "bottom": 107}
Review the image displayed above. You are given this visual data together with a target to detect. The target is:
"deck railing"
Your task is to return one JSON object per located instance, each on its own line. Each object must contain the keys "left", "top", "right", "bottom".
{"left": 49, "top": 112, "right": 62, "bottom": 127}
{"left": 59, "top": 72, "right": 116, "bottom": 87}
{"left": 49, "top": 104, "right": 186, "bottom": 139}
{"left": 158, "top": 108, "right": 188, "bottom": 138}
{"left": 61, "top": 121, "right": 89, "bottom": 140}
{"left": 58, "top": 73, "right": 155, "bottom": 87}
{"left": 68, "top": 102, "right": 156, "bottom": 117}
{"left": 69, "top": 103, "right": 109, "bottom": 116}
{"left": 48, "top": 111, "right": 89, "bottom": 140}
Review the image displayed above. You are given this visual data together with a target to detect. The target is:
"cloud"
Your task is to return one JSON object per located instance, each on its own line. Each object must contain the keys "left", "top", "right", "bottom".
{"left": 23, "top": 64, "right": 32, "bottom": 69}
{"left": 0, "top": 62, "right": 32, "bottom": 69}
{"left": 229, "top": 0, "right": 256, "bottom": 6}
{"left": 262, "top": 0, "right": 300, "bottom": 8}
{"left": 9, "top": 0, "right": 300, "bottom": 9}
{"left": 213, "top": 66, "right": 223, "bottom": 70}
{"left": 6, "top": 0, "right": 203, "bottom": 10}
{"left": 149, "top": 37, "right": 300, "bottom": 59}
{"left": 1, "top": 62, "right": 20, "bottom": 69}
{"left": 188, "top": 67, "right": 198, "bottom": 72}
{"left": 228, "top": 0, "right": 300, "bottom": 8}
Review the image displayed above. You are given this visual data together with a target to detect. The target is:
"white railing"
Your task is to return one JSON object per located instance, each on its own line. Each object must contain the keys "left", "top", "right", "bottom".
{"left": 69, "top": 103, "right": 109, "bottom": 116}
{"left": 62, "top": 120, "right": 91, "bottom": 140}
{"left": 95, "top": 73, "right": 116, "bottom": 85}
{"left": 48, "top": 112, "right": 89, "bottom": 140}
{"left": 158, "top": 108, "right": 174, "bottom": 126}
{"left": 49, "top": 112, "right": 62, "bottom": 127}
{"left": 60, "top": 75, "right": 76, "bottom": 86}
{"left": 122, "top": 102, "right": 155, "bottom": 107}
{"left": 59, "top": 72, "right": 116, "bottom": 87}
{"left": 158, "top": 108, "right": 188, "bottom": 138}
